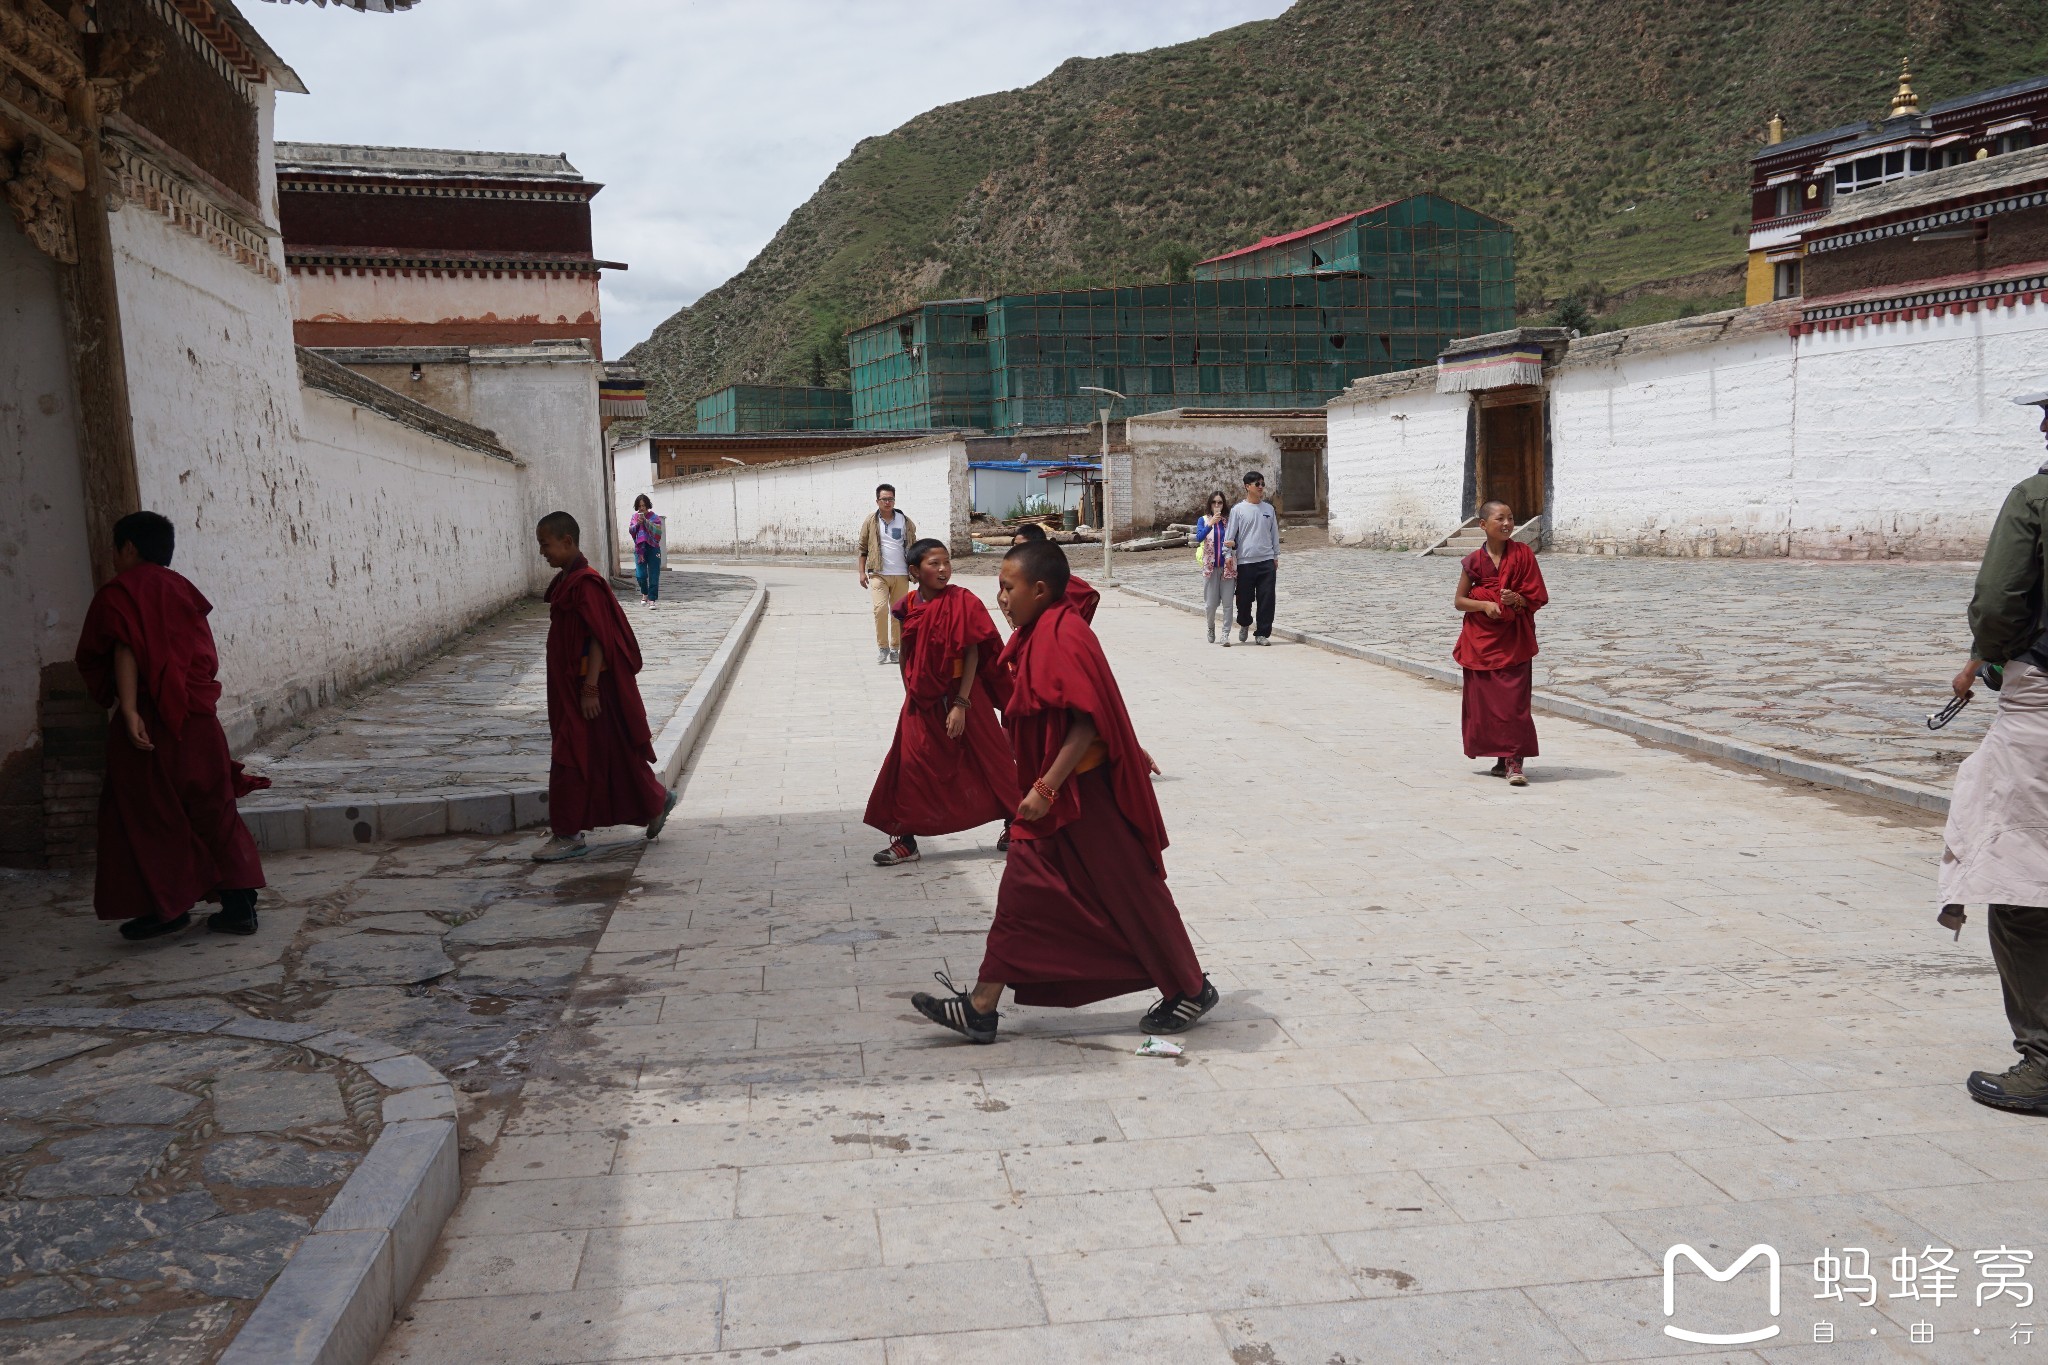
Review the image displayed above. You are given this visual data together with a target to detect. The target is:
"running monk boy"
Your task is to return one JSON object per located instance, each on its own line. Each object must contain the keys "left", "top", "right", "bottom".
{"left": 911, "top": 538, "right": 1216, "bottom": 1042}
{"left": 864, "top": 539, "right": 1017, "bottom": 865}
{"left": 533, "top": 511, "right": 677, "bottom": 861}
{"left": 75, "top": 512, "right": 268, "bottom": 940}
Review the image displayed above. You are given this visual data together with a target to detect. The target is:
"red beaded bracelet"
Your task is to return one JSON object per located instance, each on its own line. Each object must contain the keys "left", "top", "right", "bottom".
{"left": 1032, "top": 778, "right": 1057, "bottom": 803}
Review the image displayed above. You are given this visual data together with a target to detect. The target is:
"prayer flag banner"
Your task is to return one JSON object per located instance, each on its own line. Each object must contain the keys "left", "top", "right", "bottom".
{"left": 1436, "top": 346, "right": 1546, "bottom": 393}
{"left": 599, "top": 379, "right": 648, "bottom": 418}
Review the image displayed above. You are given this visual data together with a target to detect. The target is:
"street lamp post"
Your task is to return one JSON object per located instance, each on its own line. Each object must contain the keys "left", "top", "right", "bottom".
{"left": 721, "top": 457, "right": 743, "bottom": 561}
{"left": 1078, "top": 386, "right": 1125, "bottom": 584}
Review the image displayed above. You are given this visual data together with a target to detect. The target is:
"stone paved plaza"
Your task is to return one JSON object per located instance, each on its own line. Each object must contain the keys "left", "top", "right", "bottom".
{"left": 1105, "top": 544, "right": 1987, "bottom": 792}
{"left": 367, "top": 566, "right": 2047, "bottom": 1364}
{"left": 245, "top": 571, "right": 752, "bottom": 805}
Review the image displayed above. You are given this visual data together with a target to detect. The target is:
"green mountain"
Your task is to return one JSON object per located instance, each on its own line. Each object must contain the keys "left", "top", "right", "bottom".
{"left": 627, "top": 0, "right": 2048, "bottom": 431}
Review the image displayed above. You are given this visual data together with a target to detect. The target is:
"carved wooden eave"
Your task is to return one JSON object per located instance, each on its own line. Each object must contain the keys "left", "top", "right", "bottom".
{"left": 2, "top": 0, "right": 290, "bottom": 278}
{"left": 0, "top": 0, "right": 92, "bottom": 261}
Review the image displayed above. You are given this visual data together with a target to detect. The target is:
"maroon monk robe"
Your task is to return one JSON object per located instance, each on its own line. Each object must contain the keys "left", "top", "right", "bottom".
{"left": 1064, "top": 574, "right": 1100, "bottom": 624}
{"left": 982, "top": 596, "right": 1204, "bottom": 1007}
{"left": 545, "top": 553, "right": 667, "bottom": 835}
{"left": 864, "top": 585, "right": 1016, "bottom": 837}
{"left": 1454, "top": 539, "right": 1549, "bottom": 760}
{"left": 75, "top": 562, "right": 267, "bottom": 924}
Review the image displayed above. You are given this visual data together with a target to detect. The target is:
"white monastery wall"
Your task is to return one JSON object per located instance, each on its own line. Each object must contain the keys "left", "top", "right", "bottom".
{"left": 650, "top": 436, "right": 970, "bottom": 558}
{"left": 612, "top": 437, "right": 654, "bottom": 571}
{"left": 289, "top": 271, "right": 600, "bottom": 332}
{"left": 1326, "top": 300, "right": 2048, "bottom": 559}
{"left": 466, "top": 347, "right": 610, "bottom": 590}
{"left": 1327, "top": 381, "right": 1469, "bottom": 550}
{"left": 1788, "top": 301, "right": 2048, "bottom": 558}
{"left": 1548, "top": 330, "right": 1797, "bottom": 557}
{"left": 0, "top": 216, "right": 97, "bottom": 845}
{"left": 109, "top": 157, "right": 528, "bottom": 746}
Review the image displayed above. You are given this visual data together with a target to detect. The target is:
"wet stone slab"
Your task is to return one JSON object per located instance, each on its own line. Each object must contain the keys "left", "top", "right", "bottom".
{"left": 201, "top": 1137, "right": 359, "bottom": 1189}
{"left": 0, "top": 1029, "right": 374, "bottom": 1344}
{"left": 297, "top": 935, "right": 456, "bottom": 988}
{"left": 15, "top": 1128, "right": 176, "bottom": 1197}
{"left": 209, "top": 1071, "right": 347, "bottom": 1134}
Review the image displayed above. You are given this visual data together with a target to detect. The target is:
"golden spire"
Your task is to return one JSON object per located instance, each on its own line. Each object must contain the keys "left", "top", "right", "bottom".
{"left": 1766, "top": 113, "right": 1785, "bottom": 144}
{"left": 1888, "top": 57, "right": 1920, "bottom": 119}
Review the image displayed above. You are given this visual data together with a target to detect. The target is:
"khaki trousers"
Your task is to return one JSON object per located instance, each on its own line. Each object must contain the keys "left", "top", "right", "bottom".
{"left": 870, "top": 574, "right": 909, "bottom": 648}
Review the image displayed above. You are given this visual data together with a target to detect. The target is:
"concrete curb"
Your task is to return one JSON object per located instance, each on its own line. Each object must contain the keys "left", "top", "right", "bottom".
{"left": 238, "top": 571, "right": 769, "bottom": 851}
{"left": 1114, "top": 583, "right": 1954, "bottom": 817}
{"left": 652, "top": 573, "right": 767, "bottom": 789}
{"left": 0, "top": 1006, "right": 459, "bottom": 1365}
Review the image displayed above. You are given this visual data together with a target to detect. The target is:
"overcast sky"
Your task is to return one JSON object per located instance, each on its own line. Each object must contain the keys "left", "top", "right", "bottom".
{"left": 242, "top": 0, "right": 1294, "bottom": 353}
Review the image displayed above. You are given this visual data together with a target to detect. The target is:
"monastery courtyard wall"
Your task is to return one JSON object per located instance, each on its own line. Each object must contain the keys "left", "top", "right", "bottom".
{"left": 1329, "top": 298, "right": 2048, "bottom": 560}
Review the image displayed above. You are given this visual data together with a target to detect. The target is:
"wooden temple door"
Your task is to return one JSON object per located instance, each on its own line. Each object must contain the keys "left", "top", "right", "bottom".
{"left": 1474, "top": 387, "right": 1546, "bottom": 524}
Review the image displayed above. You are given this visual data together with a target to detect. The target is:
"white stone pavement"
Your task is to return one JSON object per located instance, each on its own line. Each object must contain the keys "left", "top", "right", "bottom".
{"left": 376, "top": 565, "right": 2048, "bottom": 1365}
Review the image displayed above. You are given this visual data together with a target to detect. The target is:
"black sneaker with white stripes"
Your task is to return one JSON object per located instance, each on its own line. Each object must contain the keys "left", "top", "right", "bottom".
{"left": 910, "top": 971, "right": 999, "bottom": 1044}
{"left": 1140, "top": 976, "right": 1220, "bottom": 1035}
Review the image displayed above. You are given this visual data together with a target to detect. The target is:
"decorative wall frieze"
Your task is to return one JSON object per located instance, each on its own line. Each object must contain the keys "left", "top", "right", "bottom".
{"left": 278, "top": 179, "right": 593, "bottom": 204}
{"left": 1, "top": 134, "right": 77, "bottom": 261}
{"left": 106, "top": 133, "right": 279, "bottom": 280}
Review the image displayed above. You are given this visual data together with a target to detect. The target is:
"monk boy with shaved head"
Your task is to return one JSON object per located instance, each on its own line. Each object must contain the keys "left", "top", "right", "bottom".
{"left": 911, "top": 538, "right": 1215, "bottom": 1042}
{"left": 533, "top": 511, "right": 676, "bottom": 861}
{"left": 1452, "top": 500, "right": 1549, "bottom": 786}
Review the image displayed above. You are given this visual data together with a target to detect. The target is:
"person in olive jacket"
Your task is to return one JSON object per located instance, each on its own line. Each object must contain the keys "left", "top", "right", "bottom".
{"left": 1943, "top": 392, "right": 2048, "bottom": 1114}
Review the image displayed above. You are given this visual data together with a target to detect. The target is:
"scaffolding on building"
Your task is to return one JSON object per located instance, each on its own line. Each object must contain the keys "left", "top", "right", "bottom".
{"left": 847, "top": 300, "right": 990, "bottom": 431}
{"left": 694, "top": 384, "right": 852, "bottom": 432}
{"left": 843, "top": 195, "right": 1514, "bottom": 434}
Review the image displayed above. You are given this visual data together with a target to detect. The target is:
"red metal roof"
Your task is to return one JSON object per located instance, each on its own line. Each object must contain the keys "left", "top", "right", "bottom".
{"left": 1196, "top": 203, "right": 1397, "bottom": 266}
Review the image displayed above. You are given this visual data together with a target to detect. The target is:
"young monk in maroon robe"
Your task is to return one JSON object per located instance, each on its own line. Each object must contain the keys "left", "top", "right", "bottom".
{"left": 1010, "top": 521, "right": 1100, "bottom": 621}
{"left": 1453, "top": 499, "right": 1550, "bottom": 786}
{"left": 864, "top": 539, "right": 1017, "bottom": 866}
{"left": 533, "top": 511, "right": 676, "bottom": 862}
{"left": 912, "top": 539, "right": 1216, "bottom": 1043}
{"left": 75, "top": 512, "right": 268, "bottom": 940}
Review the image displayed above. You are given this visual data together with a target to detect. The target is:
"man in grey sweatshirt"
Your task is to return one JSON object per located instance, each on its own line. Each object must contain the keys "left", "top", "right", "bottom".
{"left": 1223, "top": 470, "right": 1280, "bottom": 646}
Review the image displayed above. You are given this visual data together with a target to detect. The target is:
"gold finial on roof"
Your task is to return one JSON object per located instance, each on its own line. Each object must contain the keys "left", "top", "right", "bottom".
{"left": 1888, "top": 57, "right": 1920, "bottom": 118}
{"left": 1766, "top": 113, "right": 1785, "bottom": 144}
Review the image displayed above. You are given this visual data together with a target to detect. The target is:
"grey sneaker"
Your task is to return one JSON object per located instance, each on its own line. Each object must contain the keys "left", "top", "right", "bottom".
{"left": 645, "top": 788, "right": 679, "bottom": 840}
{"left": 1968, "top": 1057, "right": 2048, "bottom": 1113}
{"left": 877, "top": 647, "right": 891, "bottom": 665}
{"left": 1254, "top": 636, "right": 1271, "bottom": 646}
{"left": 531, "top": 834, "right": 591, "bottom": 863}
{"left": 888, "top": 648, "right": 900, "bottom": 664}
{"left": 1238, "top": 626, "right": 1249, "bottom": 643}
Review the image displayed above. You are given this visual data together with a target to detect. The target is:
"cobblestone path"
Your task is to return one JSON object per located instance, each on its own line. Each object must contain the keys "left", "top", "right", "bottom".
{"left": 1109, "top": 546, "right": 1987, "bottom": 790}
{"left": 245, "top": 571, "right": 753, "bottom": 804}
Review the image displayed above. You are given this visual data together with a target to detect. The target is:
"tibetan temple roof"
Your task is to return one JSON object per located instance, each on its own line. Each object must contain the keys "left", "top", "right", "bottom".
{"left": 274, "top": 143, "right": 585, "bottom": 183}
{"left": 1812, "top": 141, "right": 2048, "bottom": 231}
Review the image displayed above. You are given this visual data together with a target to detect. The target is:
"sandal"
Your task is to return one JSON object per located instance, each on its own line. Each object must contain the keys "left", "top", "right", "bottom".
{"left": 1140, "top": 976, "right": 1219, "bottom": 1035}
{"left": 911, "top": 970, "right": 999, "bottom": 1044}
